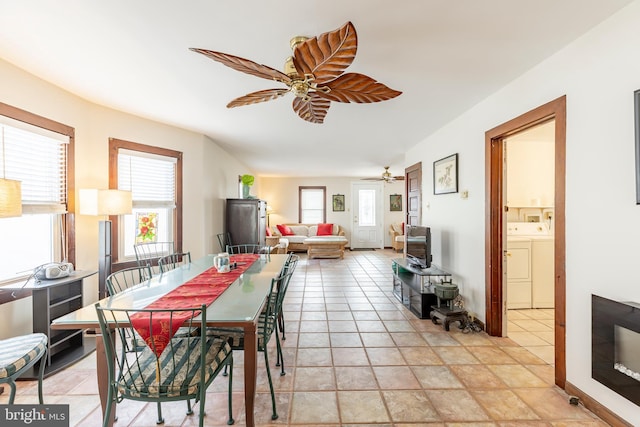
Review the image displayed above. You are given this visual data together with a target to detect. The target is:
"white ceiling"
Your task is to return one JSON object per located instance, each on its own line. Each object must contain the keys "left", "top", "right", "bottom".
{"left": 0, "top": 1, "right": 632, "bottom": 179}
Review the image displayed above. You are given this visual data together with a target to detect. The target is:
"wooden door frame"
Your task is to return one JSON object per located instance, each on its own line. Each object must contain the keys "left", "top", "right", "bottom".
{"left": 485, "top": 95, "right": 567, "bottom": 387}
{"left": 404, "top": 162, "right": 422, "bottom": 226}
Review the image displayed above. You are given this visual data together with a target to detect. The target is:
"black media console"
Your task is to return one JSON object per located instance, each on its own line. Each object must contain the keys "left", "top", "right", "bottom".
{"left": 391, "top": 258, "right": 451, "bottom": 319}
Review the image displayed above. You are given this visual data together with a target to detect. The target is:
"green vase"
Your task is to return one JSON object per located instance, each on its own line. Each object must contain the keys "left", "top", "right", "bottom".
{"left": 242, "top": 184, "right": 250, "bottom": 199}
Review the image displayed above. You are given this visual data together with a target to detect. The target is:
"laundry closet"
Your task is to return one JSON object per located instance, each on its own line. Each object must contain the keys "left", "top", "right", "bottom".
{"left": 504, "top": 121, "right": 555, "bottom": 310}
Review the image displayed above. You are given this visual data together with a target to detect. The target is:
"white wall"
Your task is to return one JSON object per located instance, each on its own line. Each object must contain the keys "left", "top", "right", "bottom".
{"left": 406, "top": 1, "right": 640, "bottom": 422}
{"left": 0, "top": 58, "right": 252, "bottom": 337}
{"left": 260, "top": 177, "right": 404, "bottom": 246}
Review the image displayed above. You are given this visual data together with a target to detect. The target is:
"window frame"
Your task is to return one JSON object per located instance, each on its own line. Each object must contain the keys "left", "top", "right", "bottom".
{"left": 109, "top": 138, "right": 182, "bottom": 269}
{"left": 298, "top": 186, "right": 326, "bottom": 224}
{"left": 0, "top": 102, "right": 75, "bottom": 302}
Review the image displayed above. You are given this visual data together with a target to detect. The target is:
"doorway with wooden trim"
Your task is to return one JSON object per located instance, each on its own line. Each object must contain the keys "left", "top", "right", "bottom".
{"left": 485, "top": 96, "right": 567, "bottom": 387}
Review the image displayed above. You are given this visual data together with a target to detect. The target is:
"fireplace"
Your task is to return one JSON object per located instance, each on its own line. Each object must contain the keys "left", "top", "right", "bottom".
{"left": 592, "top": 295, "right": 640, "bottom": 406}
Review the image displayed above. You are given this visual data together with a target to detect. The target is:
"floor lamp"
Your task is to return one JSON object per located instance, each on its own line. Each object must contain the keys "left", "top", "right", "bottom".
{"left": 79, "top": 189, "right": 132, "bottom": 299}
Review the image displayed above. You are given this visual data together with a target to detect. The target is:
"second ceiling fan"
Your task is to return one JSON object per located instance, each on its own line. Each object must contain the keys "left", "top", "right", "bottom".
{"left": 363, "top": 166, "right": 405, "bottom": 183}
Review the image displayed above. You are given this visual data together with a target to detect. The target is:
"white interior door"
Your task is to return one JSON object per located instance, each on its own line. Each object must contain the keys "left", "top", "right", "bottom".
{"left": 350, "top": 182, "right": 384, "bottom": 249}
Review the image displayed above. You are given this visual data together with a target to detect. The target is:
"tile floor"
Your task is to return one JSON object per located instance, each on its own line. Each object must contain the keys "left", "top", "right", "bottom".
{"left": 507, "top": 308, "right": 555, "bottom": 365}
{"left": 3, "top": 249, "right": 609, "bottom": 426}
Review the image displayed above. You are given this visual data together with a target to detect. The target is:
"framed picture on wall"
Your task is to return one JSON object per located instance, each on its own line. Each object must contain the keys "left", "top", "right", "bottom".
{"left": 390, "top": 194, "right": 402, "bottom": 211}
{"left": 434, "top": 153, "right": 458, "bottom": 195}
{"left": 332, "top": 194, "right": 345, "bottom": 211}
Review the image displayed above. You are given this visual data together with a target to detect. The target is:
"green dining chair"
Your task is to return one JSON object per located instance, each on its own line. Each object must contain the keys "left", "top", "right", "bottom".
{"left": 95, "top": 303, "right": 234, "bottom": 427}
{"left": 207, "top": 266, "right": 295, "bottom": 420}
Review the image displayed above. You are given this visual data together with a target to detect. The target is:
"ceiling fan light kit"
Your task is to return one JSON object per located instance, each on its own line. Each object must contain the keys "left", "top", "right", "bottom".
{"left": 190, "top": 21, "right": 401, "bottom": 124}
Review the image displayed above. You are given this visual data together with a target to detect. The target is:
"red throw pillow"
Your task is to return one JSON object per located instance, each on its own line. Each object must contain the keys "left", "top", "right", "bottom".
{"left": 317, "top": 223, "right": 333, "bottom": 236}
{"left": 401, "top": 222, "right": 405, "bottom": 234}
{"left": 266, "top": 226, "right": 273, "bottom": 237}
{"left": 277, "top": 224, "right": 294, "bottom": 236}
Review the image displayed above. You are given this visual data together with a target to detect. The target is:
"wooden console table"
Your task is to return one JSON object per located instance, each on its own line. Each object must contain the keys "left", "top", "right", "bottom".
{"left": 3, "top": 270, "right": 97, "bottom": 378}
{"left": 391, "top": 258, "right": 451, "bottom": 319}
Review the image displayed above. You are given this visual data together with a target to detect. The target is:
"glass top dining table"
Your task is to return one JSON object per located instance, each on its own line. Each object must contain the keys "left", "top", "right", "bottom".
{"left": 51, "top": 253, "right": 288, "bottom": 427}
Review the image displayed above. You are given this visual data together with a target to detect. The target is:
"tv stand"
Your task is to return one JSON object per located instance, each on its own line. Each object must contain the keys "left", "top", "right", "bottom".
{"left": 392, "top": 258, "right": 451, "bottom": 319}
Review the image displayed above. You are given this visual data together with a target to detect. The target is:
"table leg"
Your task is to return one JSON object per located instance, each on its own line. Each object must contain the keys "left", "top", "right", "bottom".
{"left": 244, "top": 322, "right": 258, "bottom": 427}
{"left": 96, "top": 333, "right": 116, "bottom": 427}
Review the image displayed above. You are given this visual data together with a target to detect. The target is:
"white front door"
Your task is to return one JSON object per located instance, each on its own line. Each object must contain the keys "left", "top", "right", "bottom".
{"left": 350, "top": 182, "right": 384, "bottom": 249}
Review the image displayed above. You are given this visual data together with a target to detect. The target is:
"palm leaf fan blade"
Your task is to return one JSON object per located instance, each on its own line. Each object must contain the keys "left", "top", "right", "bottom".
{"left": 189, "top": 48, "right": 292, "bottom": 84}
{"left": 319, "top": 73, "right": 402, "bottom": 103}
{"left": 292, "top": 21, "right": 357, "bottom": 84}
{"left": 227, "top": 89, "right": 290, "bottom": 108}
{"left": 292, "top": 94, "right": 331, "bottom": 124}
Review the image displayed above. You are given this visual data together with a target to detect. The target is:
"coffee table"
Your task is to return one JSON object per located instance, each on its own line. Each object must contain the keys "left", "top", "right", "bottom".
{"left": 304, "top": 236, "right": 348, "bottom": 259}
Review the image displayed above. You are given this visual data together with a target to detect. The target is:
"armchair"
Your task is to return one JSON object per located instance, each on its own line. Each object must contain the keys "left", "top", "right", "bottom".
{"left": 389, "top": 223, "right": 404, "bottom": 252}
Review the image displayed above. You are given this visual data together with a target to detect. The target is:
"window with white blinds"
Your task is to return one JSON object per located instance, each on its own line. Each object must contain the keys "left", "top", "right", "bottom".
{"left": 1, "top": 117, "right": 68, "bottom": 214}
{"left": 0, "top": 111, "right": 71, "bottom": 284}
{"left": 117, "top": 149, "right": 176, "bottom": 208}
{"left": 299, "top": 186, "right": 326, "bottom": 223}
{"left": 116, "top": 147, "right": 179, "bottom": 259}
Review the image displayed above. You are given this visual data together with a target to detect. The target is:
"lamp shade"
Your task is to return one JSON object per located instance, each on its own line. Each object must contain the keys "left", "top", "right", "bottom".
{"left": 79, "top": 189, "right": 132, "bottom": 216}
{"left": 0, "top": 178, "right": 22, "bottom": 218}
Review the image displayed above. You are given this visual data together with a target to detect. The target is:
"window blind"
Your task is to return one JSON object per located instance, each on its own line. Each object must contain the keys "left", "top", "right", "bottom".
{"left": 118, "top": 150, "right": 176, "bottom": 208}
{"left": 0, "top": 119, "right": 68, "bottom": 214}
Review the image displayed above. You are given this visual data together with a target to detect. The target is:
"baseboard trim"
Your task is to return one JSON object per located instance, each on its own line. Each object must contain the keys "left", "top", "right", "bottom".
{"left": 565, "top": 381, "right": 632, "bottom": 427}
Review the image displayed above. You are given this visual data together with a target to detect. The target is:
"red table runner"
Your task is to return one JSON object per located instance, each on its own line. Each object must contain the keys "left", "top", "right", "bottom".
{"left": 131, "top": 253, "right": 259, "bottom": 355}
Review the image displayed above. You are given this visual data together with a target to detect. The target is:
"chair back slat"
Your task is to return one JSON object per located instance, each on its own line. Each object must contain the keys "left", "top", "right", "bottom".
{"left": 216, "top": 233, "right": 232, "bottom": 252}
{"left": 158, "top": 252, "right": 192, "bottom": 274}
{"left": 133, "top": 242, "right": 174, "bottom": 275}
{"left": 105, "top": 265, "right": 152, "bottom": 296}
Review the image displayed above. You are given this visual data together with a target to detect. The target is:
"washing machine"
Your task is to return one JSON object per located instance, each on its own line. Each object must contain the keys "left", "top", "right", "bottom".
{"left": 507, "top": 222, "right": 554, "bottom": 309}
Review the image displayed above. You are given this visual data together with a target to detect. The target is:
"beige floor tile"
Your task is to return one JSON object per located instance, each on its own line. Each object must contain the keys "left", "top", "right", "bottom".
{"left": 412, "top": 365, "right": 464, "bottom": 389}
{"left": 337, "top": 390, "right": 390, "bottom": 423}
{"left": 360, "top": 332, "right": 396, "bottom": 347}
{"left": 335, "top": 366, "right": 378, "bottom": 390}
{"left": 399, "top": 346, "right": 444, "bottom": 365}
{"left": 432, "top": 346, "right": 481, "bottom": 364}
{"left": 294, "top": 367, "right": 336, "bottom": 390}
{"left": 328, "top": 320, "right": 358, "bottom": 332}
{"left": 329, "top": 332, "right": 363, "bottom": 347}
{"left": 391, "top": 332, "right": 428, "bottom": 346}
{"left": 290, "top": 391, "right": 340, "bottom": 424}
{"left": 466, "top": 346, "right": 518, "bottom": 365}
{"left": 366, "top": 347, "right": 406, "bottom": 365}
{"left": 473, "top": 389, "right": 540, "bottom": 421}
{"left": 449, "top": 365, "right": 507, "bottom": 389}
{"left": 331, "top": 346, "right": 370, "bottom": 366}
{"left": 296, "top": 347, "right": 333, "bottom": 366}
{"left": 372, "top": 366, "right": 421, "bottom": 389}
{"left": 425, "top": 389, "right": 491, "bottom": 422}
{"left": 382, "top": 390, "right": 440, "bottom": 422}
{"left": 297, "top": 332, "right": 330, "bottom": 348}
{"left": 355, "top": 320, "right": 387, "bottom": 332}
{"left": 487, "top": 365, "right": 548, "bottom": 388}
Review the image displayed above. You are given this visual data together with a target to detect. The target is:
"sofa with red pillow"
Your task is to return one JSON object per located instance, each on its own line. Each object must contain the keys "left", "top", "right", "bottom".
{"left": 270, "top": 223, "right": 346, "bottom": 252}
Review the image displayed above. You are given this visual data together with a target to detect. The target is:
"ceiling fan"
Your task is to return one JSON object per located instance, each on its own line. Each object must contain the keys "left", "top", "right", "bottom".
{"left": 363, "top": 166, "right": 405, "bottom": 183}
{"left": 190, "top": 21, "right": 402, "bottom": 124}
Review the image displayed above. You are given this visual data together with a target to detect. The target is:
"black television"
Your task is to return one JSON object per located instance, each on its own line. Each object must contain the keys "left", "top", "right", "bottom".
{"left": 405, "top": 225, "right": 432, "bottom": 269}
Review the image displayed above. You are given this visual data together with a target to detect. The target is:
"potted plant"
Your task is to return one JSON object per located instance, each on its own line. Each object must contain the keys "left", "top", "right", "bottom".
{"left": 241, "top": 174, "right": 254, "bottom": 198}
